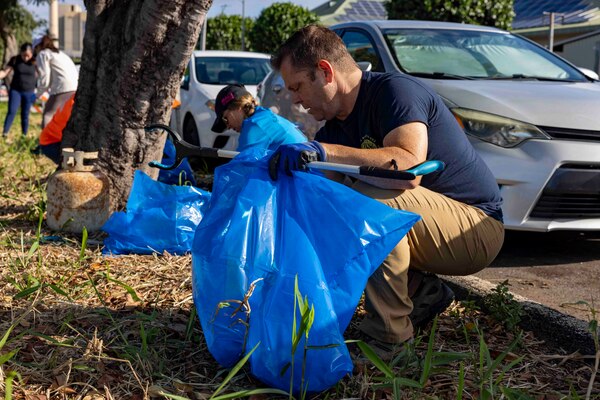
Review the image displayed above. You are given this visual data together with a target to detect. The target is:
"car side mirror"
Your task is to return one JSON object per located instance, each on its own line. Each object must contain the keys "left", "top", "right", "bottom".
{"left": 181, "top": 75, "right": 190, "bottom": 90}
{"left": 357, "top": 61, "right": 372, "bottom": 72}
{"left": 578, "top": 67, "right": 599, "bottom": 81}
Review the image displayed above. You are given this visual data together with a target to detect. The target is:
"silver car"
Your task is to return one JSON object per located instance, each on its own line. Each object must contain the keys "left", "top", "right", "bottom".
{"left": 260, "top": 20, "right": 600, "bottom": 232}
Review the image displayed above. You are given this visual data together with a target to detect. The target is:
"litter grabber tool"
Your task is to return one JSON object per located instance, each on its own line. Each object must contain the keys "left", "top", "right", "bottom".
{"left": 145, "top": 123, "right": 445, "bottom": 180}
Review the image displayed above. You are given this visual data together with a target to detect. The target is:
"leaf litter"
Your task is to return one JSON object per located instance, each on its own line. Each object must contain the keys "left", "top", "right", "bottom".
{"left": 0, "top": 115, "right": 598, "bottom": 399}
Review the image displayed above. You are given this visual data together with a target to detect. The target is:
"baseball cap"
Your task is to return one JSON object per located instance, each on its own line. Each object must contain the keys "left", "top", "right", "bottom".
{"left": 211, "top": 84, "right": 251, "bottom": 133}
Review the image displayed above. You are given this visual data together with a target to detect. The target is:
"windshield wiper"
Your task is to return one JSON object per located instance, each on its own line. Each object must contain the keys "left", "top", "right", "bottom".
{"left": 408, "top": 72, "right": 475, "bottom": 80}
{"left": 483, "top": 74, "right": 577, "bottom": 82}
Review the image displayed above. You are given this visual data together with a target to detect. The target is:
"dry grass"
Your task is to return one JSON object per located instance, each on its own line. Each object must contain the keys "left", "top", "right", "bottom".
{"left": 0, "top": 103, "right": 598, "bottom": 399}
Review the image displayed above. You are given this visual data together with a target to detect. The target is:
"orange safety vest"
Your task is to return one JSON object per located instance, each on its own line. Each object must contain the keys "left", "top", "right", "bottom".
{"left": 39, "top": 94, "right": 75, "bottom": 146}
{"left": 39, "top": 97, "right": 180, "bottom": 146}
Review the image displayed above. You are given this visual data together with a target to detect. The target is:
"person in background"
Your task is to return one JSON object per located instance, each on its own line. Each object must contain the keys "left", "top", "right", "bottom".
{"left": 37, "top": 93, "right": 74, "bottom": 164}
{"left": 0, "top": 43, "right": 37, "bottom": 138}
{"left": 33, "top": 35, "right": 78, "bottom": 128}
{"left": 38, "top": 94, "right": 196, "bottom": 186}
{"left": 211, "top": 84, "right": 306, "bottom": 153}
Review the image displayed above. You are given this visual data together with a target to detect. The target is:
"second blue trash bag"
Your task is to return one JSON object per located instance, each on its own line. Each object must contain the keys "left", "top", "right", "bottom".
{"left": 192, "top": 149, "right": 421, "bottom": 393}
{"left": 157, "top": 139, "right": 197, "bottom": 186}
{"left": 102, "top": 171, "right": 210, "bottom": 255}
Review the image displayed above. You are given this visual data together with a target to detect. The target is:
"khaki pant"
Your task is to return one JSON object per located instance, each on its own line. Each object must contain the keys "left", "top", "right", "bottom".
{"left": 352, "top": 181, "right": 505, "bottom": 343}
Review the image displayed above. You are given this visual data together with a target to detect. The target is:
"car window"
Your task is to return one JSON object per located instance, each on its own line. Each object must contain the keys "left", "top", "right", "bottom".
{"left": 195, "top": 56, "right": 272, "bottom": 85}
{"left": 383, "top": 28, "right": 586, "bottom": 81}
{"left": 341, "top": 30, "right": 384, "bottom": 72}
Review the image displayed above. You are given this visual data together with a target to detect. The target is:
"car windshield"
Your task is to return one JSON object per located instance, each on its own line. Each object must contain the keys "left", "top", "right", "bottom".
{"left": 195, "top": 56, "right": 271, "bottom": 85}
{"left": 382, "top": 28, "right": 587, "bottom": 81}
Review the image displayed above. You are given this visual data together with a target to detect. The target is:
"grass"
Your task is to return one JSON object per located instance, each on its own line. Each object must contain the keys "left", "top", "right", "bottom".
{"left": 0, "top": 101, "right": 599, "bottom": 399}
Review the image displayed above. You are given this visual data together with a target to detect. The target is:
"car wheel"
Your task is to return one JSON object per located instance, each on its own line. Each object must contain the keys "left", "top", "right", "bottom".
{"left": 183, "top": 115, "right": 200, "bottom": 146}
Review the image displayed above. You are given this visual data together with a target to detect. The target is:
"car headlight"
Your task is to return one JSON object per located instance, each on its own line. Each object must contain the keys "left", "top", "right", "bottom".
{"left": 451, "top": 108, "right": 550, "bottom": 148}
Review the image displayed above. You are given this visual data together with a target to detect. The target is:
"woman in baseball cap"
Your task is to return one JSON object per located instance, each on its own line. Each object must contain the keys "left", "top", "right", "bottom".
{"left": 212, "top": 84, "right": 306, "bottom": 152}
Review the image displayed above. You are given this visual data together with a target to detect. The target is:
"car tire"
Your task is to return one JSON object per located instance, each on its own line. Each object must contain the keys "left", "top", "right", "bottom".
{"left": 183, "top": 115, "right": 200, "bottom": 146}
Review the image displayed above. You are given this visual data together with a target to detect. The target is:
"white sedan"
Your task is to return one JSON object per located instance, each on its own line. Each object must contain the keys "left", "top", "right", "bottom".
{"left": 170, "top": 50, "right": 271, "bottom": 150}
{"left": 261, "top": 21, "right": 600, "bottom": 232}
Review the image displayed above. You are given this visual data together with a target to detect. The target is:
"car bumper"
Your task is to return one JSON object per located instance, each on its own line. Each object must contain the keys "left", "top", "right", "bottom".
{"left": 471, "top": 138, "right": 600, "bottom": 232}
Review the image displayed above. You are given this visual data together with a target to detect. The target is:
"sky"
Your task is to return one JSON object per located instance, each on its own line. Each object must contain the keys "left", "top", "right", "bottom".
{"left": 22, "top": 0, "right": 327, "bottom": 27}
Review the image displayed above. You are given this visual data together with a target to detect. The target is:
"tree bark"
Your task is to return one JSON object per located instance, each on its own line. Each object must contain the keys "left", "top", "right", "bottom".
{"left": 62, "top": 0, "right": 212, "bottom": 209}
{"left": 0, "top": 16, "right": 18, "bottom": 88}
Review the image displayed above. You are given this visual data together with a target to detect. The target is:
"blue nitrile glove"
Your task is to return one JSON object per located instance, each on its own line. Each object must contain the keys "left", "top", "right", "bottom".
{"left": 268, "top": 141, "right": 327, "bottom": 180}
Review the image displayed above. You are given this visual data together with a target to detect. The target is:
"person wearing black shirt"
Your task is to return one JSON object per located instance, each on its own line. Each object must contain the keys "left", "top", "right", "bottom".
{"left": 269, "top": 25, "right": 504, "bottom": 358}
{"left": 0, "top": 43, "right": 37, "bottom": 137}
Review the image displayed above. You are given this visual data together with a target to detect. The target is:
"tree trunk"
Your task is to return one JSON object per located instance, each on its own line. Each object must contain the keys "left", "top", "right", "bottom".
{"left": 62, "top": 0, "right": 212, "bottom": 210}
{"left": 0, "top": 19, "right": 18, "bottom": 88}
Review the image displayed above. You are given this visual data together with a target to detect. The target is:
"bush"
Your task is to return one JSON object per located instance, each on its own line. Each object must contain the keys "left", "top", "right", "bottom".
{"left": 248, "top": 2, "right": 319, "bottom": 54}
{"left": 385, "top": 0, "right": 515, "bottom": 31}
{"left": 203, "top": 14, "right": 254, "bottom": 51}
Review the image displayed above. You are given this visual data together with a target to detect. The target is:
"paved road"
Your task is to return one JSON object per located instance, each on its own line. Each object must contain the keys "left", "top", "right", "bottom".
{"left": 475, "top": 231, "right": 600, "bottom": 321}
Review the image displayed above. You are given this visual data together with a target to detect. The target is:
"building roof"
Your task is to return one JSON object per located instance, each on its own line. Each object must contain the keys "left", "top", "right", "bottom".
{"left": 554, "top": 27, "right": 600, "bottom": 46}
{"left": 513, "top": 0, "right": 600, "bottom": 29}
{"left": 312, "top": 0, "right": 600, "bottom": 32}
{"left": 312, "top": 0, "right": 387, "bottom": 26}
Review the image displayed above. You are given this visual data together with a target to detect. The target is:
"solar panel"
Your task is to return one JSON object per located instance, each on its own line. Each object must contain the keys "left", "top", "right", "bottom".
{"left": 337, "top": 0, "right": 386, "bottom": 21}
{"left": 513, "top": 0, "right": 593, "bottom": 29}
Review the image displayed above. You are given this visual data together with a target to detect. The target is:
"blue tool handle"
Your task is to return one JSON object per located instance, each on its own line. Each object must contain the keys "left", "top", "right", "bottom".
{"left": 404, "top": 160, "right": 445, "bottom": 176}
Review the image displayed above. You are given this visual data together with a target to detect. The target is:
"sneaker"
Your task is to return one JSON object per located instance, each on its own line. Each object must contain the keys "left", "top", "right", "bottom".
{"left": 408, "top": 272, "right": 455, "bottom": 329}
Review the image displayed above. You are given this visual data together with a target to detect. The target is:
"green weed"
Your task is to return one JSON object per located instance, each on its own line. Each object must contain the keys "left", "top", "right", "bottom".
{"left": 484, "top": 280, "right": 523, "bottom": 332}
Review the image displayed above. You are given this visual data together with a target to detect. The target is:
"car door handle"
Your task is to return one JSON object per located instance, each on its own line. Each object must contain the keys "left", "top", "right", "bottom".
{"left": 272, "top": 84, "right": 282, "bottom": 94}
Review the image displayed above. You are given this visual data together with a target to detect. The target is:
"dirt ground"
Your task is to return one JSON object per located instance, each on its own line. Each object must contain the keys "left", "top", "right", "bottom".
{"left": 476, "top": 230, "right": 600, "bottom": 321}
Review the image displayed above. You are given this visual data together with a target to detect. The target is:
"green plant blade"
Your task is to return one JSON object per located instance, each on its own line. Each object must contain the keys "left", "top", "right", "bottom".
{"left": 4, "top": 370, "right": 21, "bottom": 400}
{"left": 48, "top": 283, "right": 71, "bottom": 300}
{"left": 0, "top": 349, "right": 18, "bottom": 366}
{"left": 210, "top": 341, "right": 260, "bottom": 399}
{"left": 356, "top": 340, "right": 394, "bottom": 378}
{"left": 211, "top": 388, "right": 291, "bottom": 400}
{"left": 79, "top": 226, "right": 88, "bottom": 261}
{"left": 13, "top": 284, "right": 42, "bottom": 299}
{"left": 420, "top": 317, "right": 437, "bottom": 386}
{"left": 105, "top": 274, "right": 141, "bottom": 302}
{"left": 0, "top": 324, "right": 15, "bottom": 350}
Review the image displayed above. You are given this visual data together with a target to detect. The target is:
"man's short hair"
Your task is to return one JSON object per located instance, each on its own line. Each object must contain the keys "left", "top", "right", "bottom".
{"left": 271, "top": 24, "right": 357, "bottom": 78}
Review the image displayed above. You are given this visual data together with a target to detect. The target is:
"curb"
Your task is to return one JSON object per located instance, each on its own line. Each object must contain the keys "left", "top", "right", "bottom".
{"left": 442, "top": 275, "right": 596, "bottom": 355}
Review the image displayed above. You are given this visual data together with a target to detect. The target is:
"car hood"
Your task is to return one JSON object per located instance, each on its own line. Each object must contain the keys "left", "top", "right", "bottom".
{"left": 201, "top": 84, "right": 259, "bottom": 100}
{"left": 426, "top": 80, "right": 600, "bottom": 130}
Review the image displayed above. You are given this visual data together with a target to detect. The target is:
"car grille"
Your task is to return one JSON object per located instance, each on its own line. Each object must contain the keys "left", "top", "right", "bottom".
{"left": 530, "top": 193, "right": 600, "bottom": 218}
{"left": 539, "top": 126, "right": 600, "bottom": 142}
{"left": 530, "top": 165, "right": 600, "bottom": 219}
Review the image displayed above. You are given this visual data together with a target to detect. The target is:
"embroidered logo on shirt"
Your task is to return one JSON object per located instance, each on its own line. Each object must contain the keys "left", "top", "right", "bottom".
{"left": 361, "top": 135, "right": 378, "bottom": 149}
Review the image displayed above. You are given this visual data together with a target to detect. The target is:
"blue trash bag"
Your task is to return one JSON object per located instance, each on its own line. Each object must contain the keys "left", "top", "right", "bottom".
{"left": 192, "top": 148, "right": 420, "bottom": 393}
{"left": 157, "top": 139, "right": 197, "bottom": 186}
{"left": 102, "top": 170, "right": 210, "bottom": 255}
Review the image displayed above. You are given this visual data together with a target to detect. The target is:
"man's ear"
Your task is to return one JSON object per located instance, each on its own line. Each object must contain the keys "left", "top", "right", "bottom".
{"left": 317, "top": 60, "right": 334, "bottom": 83}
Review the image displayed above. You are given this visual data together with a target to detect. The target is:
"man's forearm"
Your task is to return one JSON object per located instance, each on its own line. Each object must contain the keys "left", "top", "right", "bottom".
{"left": 320, "top": 143, "right": 422, "bottom": 189}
